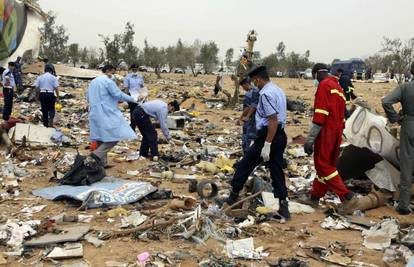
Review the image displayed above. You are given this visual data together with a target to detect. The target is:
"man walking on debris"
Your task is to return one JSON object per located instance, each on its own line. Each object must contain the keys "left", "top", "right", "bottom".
{"left": 237, "top": 77, "right": 259, "bottom": 154}
{"left": 225, "top": 66, "right": 290, "bottom": 220}
{"left": 35, "top": 65, "right": 60, "bottom": 128}
{"left": 302, "top": 63, "right": 358, "bottom": 214}
{"left": 123, "top": 63, "right": 147, "bottom": 130}
{"left": 2, "top": 62, "right": 16, "bottom": 121}
{"left": 133, "top": 100, "right": 180, "bottom": 161}
{"left": 382, "top": 62, "right": 414, "bottom": 215}
{"left": 87, "top": 64, "right": 137, "bottom": 167}
{"left": 336, "top": 68, "right": 357, "bottom": 117}
{"left": 13, "top": 56, "right": 23, "bottom": 94}
{"left": 43, "top": 58, "right": 56, "bottom": 76}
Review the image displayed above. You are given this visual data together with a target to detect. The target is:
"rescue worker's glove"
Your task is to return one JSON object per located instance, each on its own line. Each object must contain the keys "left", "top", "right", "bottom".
{"left": 304, "top": 123, "right": 322, "bottom": 156}
{"left": 261, "top": 142, "right": 272, "bottom": 162}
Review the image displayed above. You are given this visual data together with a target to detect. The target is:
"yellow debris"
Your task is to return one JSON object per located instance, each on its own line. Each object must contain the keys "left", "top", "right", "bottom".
{"left": 256, "top": 206, "right": 273, "bottom": 215}
{"left": 188, "top": 111, "right": 200, "bottom": 117}
{"left": 220, "top": 165, "right": 235, "bottom": 174}
{"left": 196, "top": 161, "right": 218, "bottom": 174}
{"left": 106, "top": 208, "right": 129, "bottom": 218}
{"left": 160, "top": 171, "right": 174, "bottom": 179}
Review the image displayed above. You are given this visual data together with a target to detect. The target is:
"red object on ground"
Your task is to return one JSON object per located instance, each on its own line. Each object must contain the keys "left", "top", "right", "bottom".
{"left": 311, "top": 76, "right": 350, "bottom": 201}
{"left": 91, "top": 141, "right": 98, "bottom": 151}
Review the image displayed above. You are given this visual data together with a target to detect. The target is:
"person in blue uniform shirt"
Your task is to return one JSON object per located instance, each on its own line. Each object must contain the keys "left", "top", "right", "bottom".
{"left": 133, "top": 99, "right": 180, "bottom": 161}
{"left": 237, "top": 77, "right": 259, "bottom": 154}
{"left": 123, "top": 63, "right": 146, "bottom": 130}
{"left": 87, "top": 64, "right": 137, "bottom": 166}
{"left": 2, "top": 62, "right": 16, "bottom": 121}
{"left": 35, "top": 65, "right": 60, "bottom": 127}
{"left": 43, "top": 58, "right": 56, "bottom": 76}
{"left": 13, "top": 56, "right": 23, "bottom": 94}
{"left": 225, "top": 66, "right": 290, "bottom": 220}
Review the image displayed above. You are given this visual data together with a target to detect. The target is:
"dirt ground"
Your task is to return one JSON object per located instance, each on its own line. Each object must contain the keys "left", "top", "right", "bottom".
{"left": 0, "top": 72, "right": 412, "bottom": 267}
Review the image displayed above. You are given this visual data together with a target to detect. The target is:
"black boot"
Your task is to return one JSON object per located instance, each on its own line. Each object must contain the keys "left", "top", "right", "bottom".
{"left": 278, "top": 200, "right": 291, "bottom": 220}
{"left": 396, "top": 206, "right": 412, "bottom": 215}
{"left": 225, "top": 191, "right": 239, "bottom": 205}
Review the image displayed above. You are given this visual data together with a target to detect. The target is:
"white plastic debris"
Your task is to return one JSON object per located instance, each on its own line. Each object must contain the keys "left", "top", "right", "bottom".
{"left": 225, "top": 237, "right": 268, "bottom": 260}
{"left": 383, "top": 245, "right": 413, "bottom": 264}
{"left": 20, "top": 205, "right": 47, "bottom": 216}
{"left": 120, "top": 211, "right": 148, "bottom": 228}
{"left": 321, "top": 216, "right": 351, "bottom": 230}
{"left": 362, "top": 218, "right": 399, "bottom": 250}
{"left": 237, "top": 216, "right": 255, "bottom": 228}
{"left": 261, "top": 192, "right": 315, "bottom": 214}
{"left": 0, "top": 219, "right": 40, "bottom": 249}
{"left": 47, "top": 243, "right": 83, "bottom": 259}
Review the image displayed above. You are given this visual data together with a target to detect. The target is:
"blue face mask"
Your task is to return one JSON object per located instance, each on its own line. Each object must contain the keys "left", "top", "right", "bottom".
{"left": 313, "top": 79, "right": 319, "bottom": 87}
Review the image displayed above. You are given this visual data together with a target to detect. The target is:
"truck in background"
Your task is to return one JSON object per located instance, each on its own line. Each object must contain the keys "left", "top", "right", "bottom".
{"left": 331, "top": 59, "right": 367, "bottom": 80}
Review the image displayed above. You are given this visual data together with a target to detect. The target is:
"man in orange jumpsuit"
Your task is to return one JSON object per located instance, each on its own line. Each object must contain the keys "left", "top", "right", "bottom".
{"left": 302, "top": 63, "right": 358, "bottom": 214}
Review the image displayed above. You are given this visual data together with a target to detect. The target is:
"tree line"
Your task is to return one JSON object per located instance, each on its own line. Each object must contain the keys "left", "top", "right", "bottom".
{"left": 39, "top": 13, "right": 222, "bottom": 76}
{"left": 39, "top": 12, "right": 414, "bottom": 82}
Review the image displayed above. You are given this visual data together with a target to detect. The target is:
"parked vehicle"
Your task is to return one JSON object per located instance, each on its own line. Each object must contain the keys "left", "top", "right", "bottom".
{"left": 331, "top": 59, "right": 367, "bottom": 80}
{"left": 160, "top": 65, "right": 169, "bottom": 73}
{"left": 139, "top": 66, "right": 155, "bottom": 72}
{"left": 173, "top": 68, "right": 185, "bottom": 74}
{"left": 303, "top": 68, "right": 313, "bottom": 79}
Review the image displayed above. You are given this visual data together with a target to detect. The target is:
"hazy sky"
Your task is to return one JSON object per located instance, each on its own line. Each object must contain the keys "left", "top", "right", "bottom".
{"left": 38, "top": 0, "right": 414, "bottom": 63}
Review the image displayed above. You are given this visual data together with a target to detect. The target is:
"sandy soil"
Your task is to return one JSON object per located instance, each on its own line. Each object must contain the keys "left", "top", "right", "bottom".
{"left": 0, "top": 72, "right": 410, "bottom": 267}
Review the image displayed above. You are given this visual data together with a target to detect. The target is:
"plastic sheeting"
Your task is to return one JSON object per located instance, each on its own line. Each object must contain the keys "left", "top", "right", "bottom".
{"left": 32, "top": 177, "right": 157, "bottom": 209}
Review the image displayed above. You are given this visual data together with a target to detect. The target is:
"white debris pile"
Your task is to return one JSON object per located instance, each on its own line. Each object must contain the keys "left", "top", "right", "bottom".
{"left": 0, "top": 219, "right": 40, "bottom": 251}
{"left": 362, "top": 218, "right": 399, "bottom": 250}
{"left": 225, "top": 237, "right": 269, "bottom": 260}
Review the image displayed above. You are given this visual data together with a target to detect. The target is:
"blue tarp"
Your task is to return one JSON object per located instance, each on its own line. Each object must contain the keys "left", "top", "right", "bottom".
{"left": 32, "top": 177, "right": 157, "bottom": 209}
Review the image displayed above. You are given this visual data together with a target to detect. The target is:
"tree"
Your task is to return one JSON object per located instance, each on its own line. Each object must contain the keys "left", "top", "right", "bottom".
{"left": 121, "top": 22, "right": 139, "bottom": 65}
{"left": 165, "top": 45, "right": 177, "bottom": 71}
{"left": 143, "top": 40, "right": 166, "bottom": 78}
{"left": 99, "top": 22, "right": 140, "bottom": 66}
{"left": 262, "top": 53, "right": 279, "bottom": 76}
{"left": 67, "top": 43, "right": 80, "bottom": 67}
{"left": 80, "top": 47, "right": 88, "bottom": 63}
{"left": 225, "top": 48, "right": 234, "bottom": 68}
{"left": 198, "top": 41, "right": 219, "bottom": 74}
{"left": 99, "top": 33, "right": 122, "bottom": 66}
{"left": 39, "top": 12, "right": 69, "bottom": 62}
{"left": 186, "top": 40, "right": 202, "bottom": 77}
{"left": 381, "top": 37, "right": 414, "bottom": 84}
{"left": 261, "top": 42, "right": 312, "bottom": 77}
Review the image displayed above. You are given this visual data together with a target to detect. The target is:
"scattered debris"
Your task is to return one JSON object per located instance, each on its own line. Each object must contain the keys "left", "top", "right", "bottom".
{"left": 47, "top": 243, "right": 84, "bottom": 259}
{"left": 225, "top": 237, "right": 268, "bottom": 260}
{"left": 25, "top": 225, "right": 90, "bottom": 247}
{"left": 362, "top": 218, "right": 399, "bottom": 250}
{"left": 0, "top": 219, "right": 40, "bottom": 250}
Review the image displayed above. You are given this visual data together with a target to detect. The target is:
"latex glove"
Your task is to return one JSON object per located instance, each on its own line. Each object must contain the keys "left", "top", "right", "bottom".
{"left": 304, "top": 123, "right": 322, "bottom": 156}
{"left": 261, "top": 142, "right": 271, "bottom": 162}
